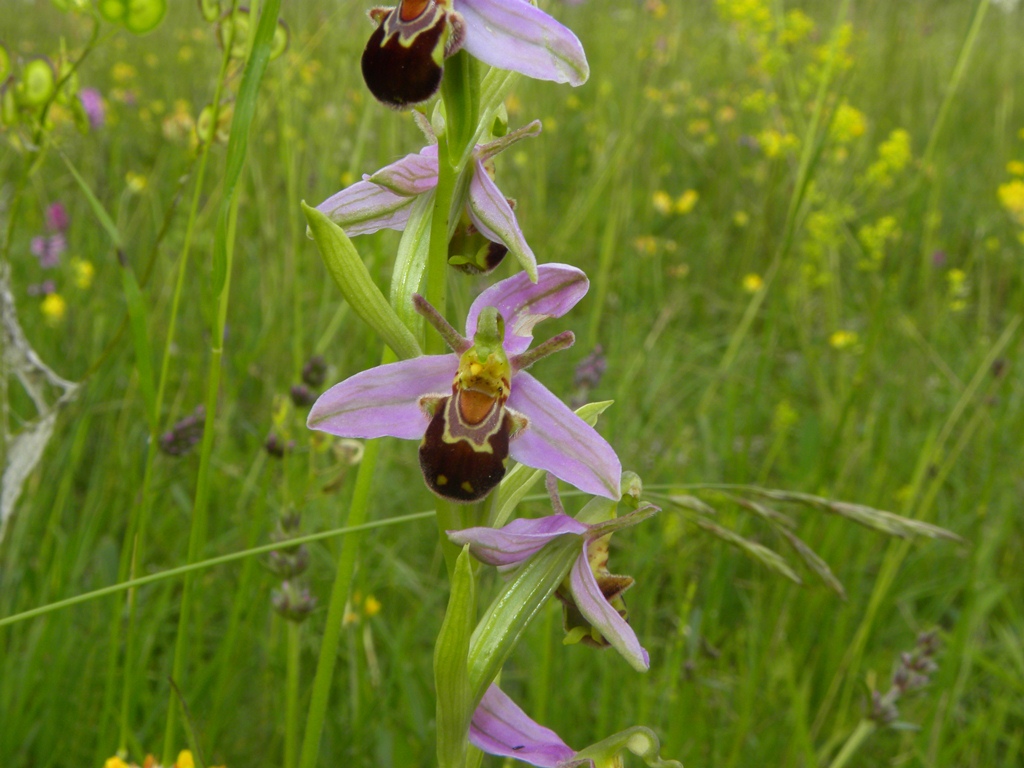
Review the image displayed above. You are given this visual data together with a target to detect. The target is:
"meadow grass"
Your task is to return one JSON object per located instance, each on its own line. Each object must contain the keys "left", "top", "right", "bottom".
{"left": 1, "top": 0, "right": 1023, "bottom": 766}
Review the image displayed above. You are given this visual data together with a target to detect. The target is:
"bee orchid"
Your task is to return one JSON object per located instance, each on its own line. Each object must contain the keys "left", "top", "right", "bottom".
{"left": 307, "top": 264, "right": 621, "bottom": 502}
{"left": 361, "top": 0, "right": 590, "bottom": 108}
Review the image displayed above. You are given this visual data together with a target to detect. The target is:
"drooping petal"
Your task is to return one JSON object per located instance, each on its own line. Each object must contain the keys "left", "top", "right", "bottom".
{"left": 506, "top": 372, "right": 621, "bottom": 499}
{"left": 447, "top": 514, "right": 588, "bottom": 566}
{"left": 307, "top": 354, "right": 457, "bottom": 440}
{"left": 367, "top": 145, "right": 439, "bottom": 195}
{"left": 316, "top": 180, "right": 418, "bottom": 236}
{"left": 457, "top": 0, "right": 590, "bottom": 86}
{"left": 467, "top": 157, "right": 537, "bottom": 280}
{"left": 466, "top": 264, "right": 588, "bottom": 355}
{"left": 469, "top": 684, "right": 576, "bottom": 768}
{"left": 569, "top": 547, "right": 650, "bottom": 672}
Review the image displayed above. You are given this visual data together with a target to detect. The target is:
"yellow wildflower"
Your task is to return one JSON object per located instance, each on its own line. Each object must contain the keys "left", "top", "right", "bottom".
{"left": 758, "top": 128, "right": 799, "bottom": 159}
{"left": 1006, "top": 160, "right": 1024, "bottom": 176}
{"left": 41, "top": 293, "right": 66, "bottom": 326}
{"left": 111, "top": 62, "right": 136, "bottom": 82}
{"left": 864, "top": 129, "right": 912, "bottom": 189}
{"left": 857, "top": 216, "right": 901, "bottom": 270}
{"left": 675, "top": 189, "right": 699, "bottom": 214}
{"left": 633, "top": 236, "right": 658, "bottom": 255}
{"left": 772, "top": 399, "right": 798, "bottom": 432}
{"left": 947, "top": 269, "right": 969, "bottom": 312}
{"left": 70, "top": 257, "right": 95, "bottom": 289}
{"left": 364, "top": 595, "right": 382, "bottom": 617}
{"left": 652, "top": 190, "right": 674, "bottom": 215}
{"left": 175, "top": 750, "right": 195, "bottom": 768}
{"left": 125, "top": 172, "right": 148, "bottom": 193}
{"left": 104, "top": 757, "right": 130, "bottom": 768}
{"left": 998, "top": 179, "right": 1024, "bottom": 225}
{"left": 667, "top": 263, "right": 690, "bottom": 279}
{"left": 733, "top": 210, "right": 750, "bottom": 227}
{"left": 781, "top": 9, "right": 815, "bottom": 45}
{"left": 687, "top": 118, "right": 710, "bottom": 136}
{"left": 829, "top": 330, "right": 858, "bottom": 350}
{"left": 742, "top": 273, "right": 763, "bottom": 293}
{"left": 831, "top": 103, "right": 867, "bottom": 143}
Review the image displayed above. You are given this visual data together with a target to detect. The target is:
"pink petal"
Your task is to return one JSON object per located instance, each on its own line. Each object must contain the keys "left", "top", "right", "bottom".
{"left": 570, "top": 550, "right": 650, "bottom": 672}
{"left": 367, "top": 146, "right": 439, "bottom": 195}
{"left": 447, "top": 514, "right": 588, "bottom": 566}
{"left": 466, "top": 264, "right": 588, "bottom": 355}
{"left": 316, "top": 180, "right": 417, "bottom": 236}
{"left": 467, "top": 157, "right": 537, "bottom": 279}
{"left": 507, "top": 372, "right": 621, "bottom": 499}
{"left": 307, "top": 355, "right": 457, "bottom": 440}
{"left": 469, "top": 684, "right": 576, "bottom": 767}
{"left": 457, "top": 0, "right": 589, "bottom": 86}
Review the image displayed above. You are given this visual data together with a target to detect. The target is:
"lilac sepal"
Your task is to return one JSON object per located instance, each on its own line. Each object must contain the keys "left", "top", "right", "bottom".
{"left": 367, "top": 146, "right": 439, "bottom": 196}
{"left": 458, "top": 0, "right": 590, "bottom": 86}
{"left": 469, "top": 684, "right": 576, "bottom": 768}
{"left": 508, "top": 373, "right": 622, "bottom": 499}
{"left": 316, "top": 180, "right": 417, "bottom": 235}
{"left": 466, "top": 264, "right": 589, "bottom": 355}
{"left": 570, "top": 550, "right": 651, "bottom": 671}
{"left": 468, "top": 157, "right": 537, "bottom": 279}
{"left": 307, "top": 355, "right": 456, "bottom": 439}
{"left": 447, "top": 514, "right": 588, "bottom": 566}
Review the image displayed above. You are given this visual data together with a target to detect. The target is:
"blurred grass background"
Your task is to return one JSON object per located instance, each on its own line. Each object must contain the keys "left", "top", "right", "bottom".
{"left": 1, "top": 0, "right": 1022, "bottom": 765}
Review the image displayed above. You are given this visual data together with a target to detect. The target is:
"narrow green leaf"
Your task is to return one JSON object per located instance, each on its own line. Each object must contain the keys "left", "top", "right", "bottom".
{"left": 212, "top": 0, "right": 281, "bottom": 296}
{"left": 302, "top": 202, "right": 422, "bottom": 361}
{"left": 120, "top": 260, "right": 158, "bottom": 431}
{"left": 390, "top": 193, "right": 434, "bottom": 345}
{"left": 59, "top": 150, "right": 123, "bottom": 248}
{"left": 434, "top": 547, "right": 476, "bottom": 768}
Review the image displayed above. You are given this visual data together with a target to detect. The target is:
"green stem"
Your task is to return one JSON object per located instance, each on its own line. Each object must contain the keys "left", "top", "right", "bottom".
{"left": 920, "top": 0, "right": 990, "bottom": 170}
{"left": 161, "top": 191, "right": 242, "bottom": 765}
{"left": 826, "top": 719, "right": 877, "bottom": 768}
{"left": 0, "top": 510, "right": 435, "bottom": 630}
{"left": 298, "top": 431, "right": 384, "bottom": 768}
{"left": 112, "top": 38, "right": 234, "bottom": 755}
{"left": 285, "top": 620, "right": 302, "bottom": 768}
{"left": 424, "top": 134, "right": 457, "bottom": 352}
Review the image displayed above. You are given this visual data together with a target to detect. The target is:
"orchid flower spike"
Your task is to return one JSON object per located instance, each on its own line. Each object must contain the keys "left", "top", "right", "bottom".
{"left": 471, "top": 684, "right": 683, "bottom": 768}
{"left": 361, "top": 0, "right": 589, "bottom": 108}
{"left": 449, "top": 473, "right": 656, "bottom": 671}
{"left": 316, "top": 120, "right": 542, "bottom": 279}
{"left": 307, "top": 265, "right": 621, "bottom": 502}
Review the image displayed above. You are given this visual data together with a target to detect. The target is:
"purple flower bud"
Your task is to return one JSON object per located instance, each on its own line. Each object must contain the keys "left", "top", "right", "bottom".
{"left": 290, "top": 384, "right": 317, "bottom": 407}
{"left": 158, "top": 406, "right": 205, "bottom": 457}
{"left": 301, "top": 355, "right": 328, "bottom": 388}
{"left": 46, "top": 202, "right": 69, "bottom": 233}
{"left": 78, "top": 88, "right": 105, "bottom": 129}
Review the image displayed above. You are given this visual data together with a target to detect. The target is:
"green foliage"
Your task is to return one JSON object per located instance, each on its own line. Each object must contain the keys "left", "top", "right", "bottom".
{"left": 1, "top": 1, "right": 1023, "bottom": 767}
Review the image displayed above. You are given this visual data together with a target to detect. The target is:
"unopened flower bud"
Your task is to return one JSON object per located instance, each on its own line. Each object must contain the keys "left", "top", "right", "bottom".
{"left": 290, "top": 384, "right": 317, "bottom": 407}
{"left": 158, "top": 406, "right": 205, "bottom": 457}
{"left": 272, "top": 581, "right": 317, "bottom": 623}
{"left": 302, "top": 355, "right": 327, "bottom": 387}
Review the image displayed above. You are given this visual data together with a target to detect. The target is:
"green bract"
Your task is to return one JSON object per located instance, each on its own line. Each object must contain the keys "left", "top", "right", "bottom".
{"left": 302, "top": 202, "right": 422, "bottom": 361}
